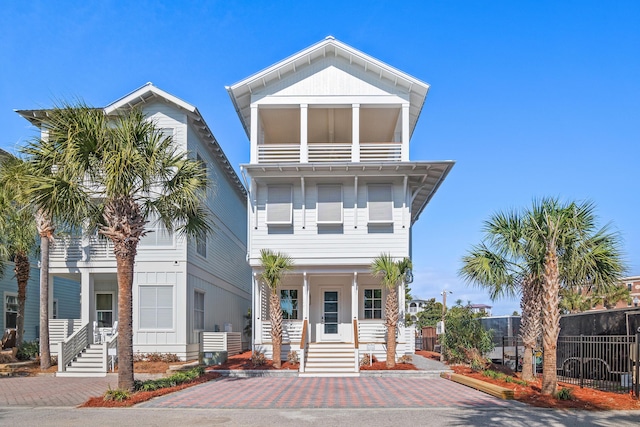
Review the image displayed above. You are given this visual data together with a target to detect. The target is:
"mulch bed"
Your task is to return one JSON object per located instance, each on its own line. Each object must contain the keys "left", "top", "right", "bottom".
{"left": 209, "top": 351, "right": 299, "bottom": 371}
{"left": 450, "top": 365, "right": 640, "bottom": 410}
{"left": 79, "top": 372, "right": 221, "bottom": 408}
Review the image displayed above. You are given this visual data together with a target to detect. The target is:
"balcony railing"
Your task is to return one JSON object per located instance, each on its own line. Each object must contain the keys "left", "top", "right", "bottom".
{"left": 50, "top": 235, "right": 113, "bottom": 262}
{"left": 256, "top": 142, "right": 402, "bottom": 163}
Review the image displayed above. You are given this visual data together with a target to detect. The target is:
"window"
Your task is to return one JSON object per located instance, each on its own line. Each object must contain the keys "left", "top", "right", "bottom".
{"left": 628, "top": 283, "right": 633, "bottom": 292}
{"left": 194, "top": 291, "right": 205, "bottom": 330}
{"left": 368, "top": 184, "right": 393, "bottom": 223}
{"left": 53, "top": 299, "right": 58, "bottom": 320}
{"left": 5, "top": 294, "right": 17, "bottom": 329}
{"left": 280, "top": 289, "right": 299, "bottom": 320}
{"left": 266, "top": 185, "right": 293, "bottom": 225}
{"left": 317, "top": 185, "right": 343, "bottom": 224}
{"left": 96, "top": 293, "right": 114, "bottom": 327}
{"left": 364, "top": 289, "right": 382, "bottom": 319}
{"left": 160, "top": 127, "right": 174, "bottom": 142}
{"left": 140, "top": 286, "right": 174, "bottom": 329}
{"left": 139, "top": 213, "right": 174, "bottom": 247}
{"left": 196, "top": 234, "right": 207, "bottom": 258}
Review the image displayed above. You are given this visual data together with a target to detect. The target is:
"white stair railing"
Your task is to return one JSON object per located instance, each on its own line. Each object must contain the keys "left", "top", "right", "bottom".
{"left": 103, "top": 333, "right": 118, "bottom": 372}
{"left": 58, "top": 323, "right": 89, "bottom": 373}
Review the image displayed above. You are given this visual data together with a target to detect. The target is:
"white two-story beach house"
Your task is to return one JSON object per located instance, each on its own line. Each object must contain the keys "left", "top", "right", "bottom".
{"left": 17, "top": 84, "right": 251, "bottom": 375}
{"left": 227, "top": 37, "right": 454, "bottom": 375}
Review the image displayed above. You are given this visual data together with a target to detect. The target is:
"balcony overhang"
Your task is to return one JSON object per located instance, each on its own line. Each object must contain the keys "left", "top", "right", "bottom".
{"left": 242, "top": 160, "right": 454, "bottom": 224}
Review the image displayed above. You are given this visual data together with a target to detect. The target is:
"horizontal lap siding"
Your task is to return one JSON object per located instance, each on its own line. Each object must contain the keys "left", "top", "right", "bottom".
{"left": 250, "top": 180, "right": 409, "bottom": 263}
{"left": 0, "top": 264, "right": 40, "bottom": 342}
{"left": 53, "top": 276, "right": 81, "bottom": 320}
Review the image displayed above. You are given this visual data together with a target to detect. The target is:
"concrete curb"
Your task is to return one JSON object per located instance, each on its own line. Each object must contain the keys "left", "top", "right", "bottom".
{"left": 209, "top": 369, "right": 299, "bottom": 378}
{"left": 360, "top": 369, "right": 452, "bottom": 378}
{"left": 209, "top": 369, "right": 452, "bottom": 378}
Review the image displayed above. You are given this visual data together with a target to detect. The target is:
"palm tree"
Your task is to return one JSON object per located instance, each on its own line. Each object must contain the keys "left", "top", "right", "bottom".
{"left": 462, "top": 199, "right": 625, "bottom": 394}
{"left": 259, "top": 249, "right": 293, "bottom": 369}
{"left": 22, "top": 104, "right": 211, "bottom": 391}
{"left": 0, "top": 156, "right": 38, "bottom": 347}
{"left": 526, "top": 198, "right": 624, "bottom": 395}
{"left": 371, "top": 253, "right": 412, "bottom": 368}
{"left": 460, "top": 211, "right": 543, "bottom": 381}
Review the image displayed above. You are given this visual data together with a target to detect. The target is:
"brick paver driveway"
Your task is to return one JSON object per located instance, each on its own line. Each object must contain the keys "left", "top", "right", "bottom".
{"left": 139, "top": 377, "right": 514, "bottom": 409}
{"left": 0, "top": 375, "right": 117, "bottom": 407}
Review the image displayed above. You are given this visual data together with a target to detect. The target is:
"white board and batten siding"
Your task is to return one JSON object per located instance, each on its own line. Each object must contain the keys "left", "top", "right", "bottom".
{"left": 249, "top": 179, "right": 410, "bottom": 264}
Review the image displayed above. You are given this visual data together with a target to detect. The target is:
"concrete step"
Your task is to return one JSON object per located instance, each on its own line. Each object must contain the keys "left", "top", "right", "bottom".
{"left": 299, "top": 372, "right": 360, "bottom": 377}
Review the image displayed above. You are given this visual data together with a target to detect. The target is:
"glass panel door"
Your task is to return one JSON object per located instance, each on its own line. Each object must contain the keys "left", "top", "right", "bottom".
{"left": 323, "top": 291, "right": 339, "bottom": 335}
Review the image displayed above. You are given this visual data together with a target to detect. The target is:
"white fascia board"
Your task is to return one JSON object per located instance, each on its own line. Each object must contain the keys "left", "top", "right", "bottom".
{"left": 104, "top": 83, "right": 197, "bottom": 115}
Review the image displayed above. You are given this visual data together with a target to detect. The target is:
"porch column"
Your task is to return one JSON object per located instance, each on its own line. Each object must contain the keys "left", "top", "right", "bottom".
{"left": 300, "top": 104, "right": 308, "bottom": 163}
{"left": 80, "top": 271, "right": 93, "bottom": 325}
{"left": 351, "top": 272, "right": 358, "bottom": 321}
{"left": 351, "top": 104, "right": 360, "bottom": 162}
{"left": 401, "top": 103, "right": 410, "bottom": 161}
{"left": 302, "top": 272, "right": 309, "bottom": 322}
{"left": 253, "top": 273, "right": 262, "bottom": 345}
{"left": 250, "top": 105, "right": 258, "bottom": 163}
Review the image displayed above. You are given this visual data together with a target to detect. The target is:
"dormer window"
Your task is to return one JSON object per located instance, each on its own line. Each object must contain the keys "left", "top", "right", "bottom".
{"left": 317, "top": 185, "right": 343, "bottom": 224}
{"left": 368, "top": 184, "right": 393, "bottom": 224}
{"left": 266, "top": 185, "right": 293, "bottom": 225}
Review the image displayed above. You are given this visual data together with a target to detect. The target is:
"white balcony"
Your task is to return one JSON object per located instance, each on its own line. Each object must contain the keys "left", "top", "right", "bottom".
{"left": 50, "top": 236, "right": 114, "bottom": 262}
{"left": 256, "top": 141, "right": 402, "bottom": 164}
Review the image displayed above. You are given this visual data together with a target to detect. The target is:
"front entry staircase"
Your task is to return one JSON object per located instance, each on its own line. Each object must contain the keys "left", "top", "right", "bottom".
{"left": 300, "top": 342, "right": 358, "bottom": 377}
{"left": 56, "top": 343, "right": 110, "bottom": 377}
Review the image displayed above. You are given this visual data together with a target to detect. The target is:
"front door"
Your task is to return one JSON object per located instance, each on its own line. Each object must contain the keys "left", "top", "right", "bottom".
{"left": 321, "top": 290, "right": 340, "bottom": 341}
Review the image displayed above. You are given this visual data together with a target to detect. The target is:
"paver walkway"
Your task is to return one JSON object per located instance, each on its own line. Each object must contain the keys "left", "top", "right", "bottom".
{"left": 0, "top": 375, "right": 117, "bottom": 407}
{"left": 139, "top": 377, "right": 513, "bottom": 409}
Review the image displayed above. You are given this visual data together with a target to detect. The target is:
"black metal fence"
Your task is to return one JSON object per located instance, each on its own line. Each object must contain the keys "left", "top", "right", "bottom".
{"left": 557, "top": 334, "right": 640, "bottom": 395}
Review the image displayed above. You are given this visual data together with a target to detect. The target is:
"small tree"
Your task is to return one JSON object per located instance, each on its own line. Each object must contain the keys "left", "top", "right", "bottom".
{"left": 440, "top": 302, "right": 493, "bottom": 364}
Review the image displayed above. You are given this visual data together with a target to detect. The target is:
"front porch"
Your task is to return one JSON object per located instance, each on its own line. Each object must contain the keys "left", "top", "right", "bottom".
{"left": 252, "top": 272, "right": 415, "bottom": 375}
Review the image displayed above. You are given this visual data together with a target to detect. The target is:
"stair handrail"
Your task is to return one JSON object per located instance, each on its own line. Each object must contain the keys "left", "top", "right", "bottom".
{"left": 102, "top": 331, "right": 119, "bottom": 372}
{"left": 299, "top": 319, "right": 308, "bottom": 373}
{"left": 353, "top": 319, "right": 359, "bottom": 348}
{"left": 58, "top": 322, "right": 89, "bottom": 372}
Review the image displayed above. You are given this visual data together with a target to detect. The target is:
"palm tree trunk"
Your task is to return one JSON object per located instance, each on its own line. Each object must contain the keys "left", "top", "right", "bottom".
{"left": 39, "top": 235, "right": 51, "bottom": 369}
{"left": 116, "top": 253, "right": 135, "bottom": 391}
{"left": 14, "top": 252, "right": 30, "bottom": 348}
{"left": 385, "top": 286, "right": 399, "bottom": 368}
{"left": 520, "top": 278, "right": 542, "bottom": 381}
{"left": 541, "top": 247, "right": 560, "bottom": 395}
{"left": 269, "top": 291, "right": 282, "bottom": 368}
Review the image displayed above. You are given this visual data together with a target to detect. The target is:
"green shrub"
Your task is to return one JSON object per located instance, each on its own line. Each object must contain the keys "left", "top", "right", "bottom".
{"left": 251, "top": 350, "right": 266, "bottom": 366}
{"left": 104, "top": 387, "right": 130, "bottom": 402}
{"left": 555, "top": 387, "right": 574, "bottom": 401}
{"left": 16, "top": 341, "right": 39, "bottom": 360}
{"left": 133, "top": 367, "right": 204, "bottom": 392}
{"left": 482, "top": 369, "right": 499, "bottom": 379}
{"left": 440, "top": 304, "right": 494, "bottom": 364}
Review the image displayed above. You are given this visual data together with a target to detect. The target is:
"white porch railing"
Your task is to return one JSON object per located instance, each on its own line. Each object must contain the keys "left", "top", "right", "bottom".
{"left": 308, "top": 143, "right": 352, "bottom": 162}
{"left": 58, "top": 322, "right": 89, "bottom": 372}
{"left": 261, "top": 320, "right": 303, "bottom": 343}
{"left": 358, "top": 320, "right": 386, "bottom": 343}
{"left": 201, "top": 332, "right": 242, "bottom": 356}
{"left": 103, "top": 332, "right": 118, "bottom": 372}
{"left": 360, "top": 142, "right": 402, "bottom": 162}
{"left": 49, "top": 319, "right": 80, "bottom": 356}
{"left": 50, "top": 237, "right": 83, "bottom": 261}
{"left": 257, "top": 144, "right": 301, "bottom": 163}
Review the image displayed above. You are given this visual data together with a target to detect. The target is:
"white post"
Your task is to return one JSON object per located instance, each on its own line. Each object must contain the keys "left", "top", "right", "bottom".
{"left": 401, "top": 103, "right": 410, "bottom": 161}
{"left": 250, "top": 105, "right": 259, "bottom": 163}
{"left": 300, "top": 104, "right": 308, "bottom": 163}
{"left": 352, "top": 104, "right": 360, "bottom": 162}
{"left": 253, "top": 273, "right": 262, "bottom": 345}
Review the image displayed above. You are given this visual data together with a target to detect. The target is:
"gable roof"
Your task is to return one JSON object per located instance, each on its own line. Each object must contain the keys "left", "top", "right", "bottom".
{"left": 226, "top": 36, "right": 431, "bottom": 141}
{"left": 17, "top": 83, "right": 246, "bottom": 199}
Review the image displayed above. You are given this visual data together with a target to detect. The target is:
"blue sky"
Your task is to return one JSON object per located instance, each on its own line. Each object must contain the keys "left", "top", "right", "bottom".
{"left": 1, "top": 1, "right": 638, "bottom": 315}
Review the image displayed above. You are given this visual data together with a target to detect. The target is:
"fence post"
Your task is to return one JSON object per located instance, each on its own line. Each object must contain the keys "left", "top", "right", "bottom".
{"left": 502, "top": 336, "right": 505, "bottom": 366}
{"left": 635, "top": 333, "right": 640, "bottom": 399}
{"left": 580, "top": 334, "right": 584, "bottom": 389}
{"left": 515, "top": 337, "right": 520, "bottom": 372}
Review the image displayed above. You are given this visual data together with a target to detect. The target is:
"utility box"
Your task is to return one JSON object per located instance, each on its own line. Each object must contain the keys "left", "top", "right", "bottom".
{"left": 200, "top": 351, "right": 227, "bottom": 366}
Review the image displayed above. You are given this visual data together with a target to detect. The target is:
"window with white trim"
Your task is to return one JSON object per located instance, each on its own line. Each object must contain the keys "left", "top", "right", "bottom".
{"left": 196, "top": 234, "right": 207, "bottom": 258}
{"left": 96, "top": 293, "right": 114, "bottom": 327}
{"left": 368, "top": 184, "right": 393, "bottom": 223}
{"left": 194, "top": 290, "right": 205, "bottom": 330}
{"left": 139, "top": 213, "right": 174, "bottom": 247}
{"left": 266, "top": 185, "right": 293, "bottom": 225}
{"left": 5, "top": 293, "right": 17, "bottom": 329}
{"left": 364, "top": 289, "right": 382, "bottom": 319}
{"left": 280, "top": 289, "right": 299, "bottom": 320}
{"left": 140, "top": 286, "right": 174, "bottom": 329}
{"left": 317, "top": 185, "right": 343, "bottom": 224}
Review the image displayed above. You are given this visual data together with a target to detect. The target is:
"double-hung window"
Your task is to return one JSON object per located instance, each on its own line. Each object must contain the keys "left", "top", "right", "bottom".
{"left": 96, "top": 293, "right": 114, "bottom": 327}
{"left": 280, "top": 289, "right": 299, "bottom": 320}
{"left": 364, "top": 289, "right": 382, "bottom": 319}
{"left": 140, "top": 286, "right": 174, "bottom": 330}
{"left": 266, "top": 185, "right": 293, "bottom": 225}
{"left": 4, "top": 294, "right": 17, "bottom": 329}
{"left": 368, "top": 184, "right": 393, "bottom": 223}
{"left": 194, "top": 291, "right": 205, "bottom": 330}
{"left": 317, "top": 185, "right": 343, "bottom": 224}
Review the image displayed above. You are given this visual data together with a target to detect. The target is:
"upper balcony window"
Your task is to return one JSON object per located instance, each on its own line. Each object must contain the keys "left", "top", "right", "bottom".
{"left": 266, "top": 185, "right": 293, "bottom": 225}
{"left": 368, "top": 184, "right": 393, "bottom": 224}
{"left": 317, "top": 184, "right": 343, "bottom": 224}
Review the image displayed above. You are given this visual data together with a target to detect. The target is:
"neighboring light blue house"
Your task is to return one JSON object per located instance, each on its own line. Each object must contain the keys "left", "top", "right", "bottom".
{"left": 1, "top": 263, "right": 80, "bottom": 342}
